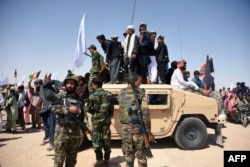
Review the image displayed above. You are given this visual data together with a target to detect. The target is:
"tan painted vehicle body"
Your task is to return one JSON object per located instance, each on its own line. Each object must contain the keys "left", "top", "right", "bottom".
{"left": 87, "top": 84, "right": 223, "bottom": 150}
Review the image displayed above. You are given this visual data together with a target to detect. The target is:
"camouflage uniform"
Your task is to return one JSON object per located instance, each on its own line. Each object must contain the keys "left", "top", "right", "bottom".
{"left": 209, "top": 90, "right": 223, "bottom": 113}
{"left": 86, "top": 88, "right": 112, "bottom": 162}
{"left": 119, "top": 86, "right": 151, "bottom": 167}
{"left": 49, "top": 91, "right": 85, "bottom": 167}
{"left": 88, "top": 51, "right": 105, "bottom": 94}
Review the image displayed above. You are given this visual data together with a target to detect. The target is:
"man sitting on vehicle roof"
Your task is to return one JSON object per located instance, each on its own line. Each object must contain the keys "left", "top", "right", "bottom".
{"left": 171, "top": 59, "right": 211, "bottom": 96}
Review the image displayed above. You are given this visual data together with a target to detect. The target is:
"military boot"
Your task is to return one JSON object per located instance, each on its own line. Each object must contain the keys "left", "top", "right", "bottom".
{"left": 92, "top": 160, "right": 103, "bottom": 167}
{"left": 103, "top": 160, "right": 109, "bottom": 166}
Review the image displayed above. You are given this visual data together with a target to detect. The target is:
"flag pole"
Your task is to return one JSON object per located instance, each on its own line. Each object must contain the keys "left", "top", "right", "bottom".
{"left": 178, "top": 24, "right": 183, "bottom": 59}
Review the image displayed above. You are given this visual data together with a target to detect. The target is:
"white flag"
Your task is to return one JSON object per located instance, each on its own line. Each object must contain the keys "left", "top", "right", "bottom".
{"left": 51, "top": 72, "right": 59, "bottom": 80}
{"left": 74, "top": 13, "right": 86, "bottom": 68}
{"left": 0, "top": 77, "right": 9, "bottom": 86}
{"left": 21, "top": 75, "right": 26, "bottom": 82}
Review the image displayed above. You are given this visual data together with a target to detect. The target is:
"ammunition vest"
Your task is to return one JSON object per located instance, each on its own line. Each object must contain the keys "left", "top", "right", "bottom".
{"left": 56, "top": 94, "right": 83, "bottom": 124}
{"left": 119, "top": 87, "right": 139, "bottom": 124}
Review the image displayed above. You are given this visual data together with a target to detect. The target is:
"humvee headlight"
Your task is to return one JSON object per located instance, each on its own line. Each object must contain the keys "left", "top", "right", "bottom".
{"left": 218, "top": 112, "right": 227, "bottom": 124}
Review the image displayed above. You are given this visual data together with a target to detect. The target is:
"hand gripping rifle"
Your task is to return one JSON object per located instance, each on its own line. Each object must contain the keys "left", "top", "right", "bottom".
{"left": 44, "top": 81, "right": 88, "bottom": 133}
{"left": 62, "top": 95, "right": 89, "bottom": 133}
{"left": 127, "top": 70, "right": 153, "bottom": 158}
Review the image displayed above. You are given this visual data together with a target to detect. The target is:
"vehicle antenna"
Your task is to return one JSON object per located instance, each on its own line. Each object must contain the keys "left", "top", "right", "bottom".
{"left": 178, "top": 24, "right": 183, "bottom": 59}
{"left": 131, "top": 0, "right": 137, "bottom": 25}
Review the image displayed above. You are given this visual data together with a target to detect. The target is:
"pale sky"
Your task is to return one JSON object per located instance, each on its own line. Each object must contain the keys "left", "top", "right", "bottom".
{"left": 0, "top": 0, "right": 249, "bottom": 89}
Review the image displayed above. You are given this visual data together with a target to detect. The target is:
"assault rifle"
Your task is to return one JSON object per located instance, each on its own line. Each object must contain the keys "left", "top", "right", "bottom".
{"left": 62, "top": 96, "right": 89, "bottom": 132}
{"left": 128, "top": 72, "right": 153, "bottom": 158}
{"left": 84, "top": 52, "right": 92, "bottom": 57}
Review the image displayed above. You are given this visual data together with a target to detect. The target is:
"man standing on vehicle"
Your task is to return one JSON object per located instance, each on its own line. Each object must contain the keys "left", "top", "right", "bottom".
{"left": 87, "top": 44, "right": 106, "bottom": 94}
{"left": 110, "top": 35, "right": 124, "bottom": 84}
{"left": 96, "top": 34, "right": 113, "bottom": 83}
{"left": 123, "top": 25, "right": 140, "bottom": 84}
{"left": 86, "top": 77, "right": 113, "bottom": 167}
{"left": 119, "top": 71, "right": 155, "bottom": 167}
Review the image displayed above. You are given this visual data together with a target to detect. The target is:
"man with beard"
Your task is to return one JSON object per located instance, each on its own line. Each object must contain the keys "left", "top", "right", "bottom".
{"left": 49, "top": 71, "right": 89, "bottom": 167}
{"left": 171, "top": 59, "right": 211, "bottom": 96}
{"left": 76, "top": 75, "right": 89, "bottom": 101}
{"left": 123, "top": 25, "right": 140, "bottom": 84}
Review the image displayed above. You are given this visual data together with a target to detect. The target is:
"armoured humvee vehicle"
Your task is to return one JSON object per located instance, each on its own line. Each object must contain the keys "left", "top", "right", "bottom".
{"left": 86, "top": 84, "right": 223, "bottom": 150}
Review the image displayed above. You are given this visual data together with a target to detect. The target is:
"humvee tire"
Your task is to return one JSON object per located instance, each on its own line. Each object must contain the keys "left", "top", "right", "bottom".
{"left": 174, "top": 117, "right": 207, "bottom": 150}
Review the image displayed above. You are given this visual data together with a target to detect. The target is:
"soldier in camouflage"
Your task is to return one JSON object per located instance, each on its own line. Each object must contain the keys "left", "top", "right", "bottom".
{"left": 87, "top": 44, "right": 105, "bottom": 95}
{"left": 86, "top": 77, "right": 112, "bottom": 167}
{"left": 49, "top": 71, "right": 89, "bottom": 167}
{"left": 119, "top": 73, "right": 154, "bottom": 167}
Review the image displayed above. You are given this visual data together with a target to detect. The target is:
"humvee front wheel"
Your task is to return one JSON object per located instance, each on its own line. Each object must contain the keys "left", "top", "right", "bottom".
{"left": 174, "top": 117, "right": 207, "bottom": 150}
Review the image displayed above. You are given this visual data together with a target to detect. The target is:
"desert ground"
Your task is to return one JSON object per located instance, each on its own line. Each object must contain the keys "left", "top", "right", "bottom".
{"left": 0, "top": 110, "right": 249, "bottom": 167}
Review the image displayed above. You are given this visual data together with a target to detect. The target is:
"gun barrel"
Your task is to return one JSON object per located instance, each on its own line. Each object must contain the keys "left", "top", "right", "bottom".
{"left": 71, "top": 116, "right": 88, "bottom": 132}
{"left": 131, "top": 85, "right": 153, "bottom": 158}
{"left": 146, "top": 148, "right": 153, "bottom": 158}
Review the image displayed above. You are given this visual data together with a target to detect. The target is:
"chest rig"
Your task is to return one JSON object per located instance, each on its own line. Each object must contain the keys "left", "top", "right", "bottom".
{"left": 119, "top": 87, "right": 141, "bottom": 124}
{"left": 56, "top": 94, "right": 82, "bottom": 125}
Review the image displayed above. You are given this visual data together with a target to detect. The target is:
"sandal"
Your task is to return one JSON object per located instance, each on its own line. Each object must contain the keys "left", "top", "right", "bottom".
{"left": 40, "top": 139, "right": 49, "bottom": 146}
{"left": 47, "top": 145, "right": 54, "bottom": 151}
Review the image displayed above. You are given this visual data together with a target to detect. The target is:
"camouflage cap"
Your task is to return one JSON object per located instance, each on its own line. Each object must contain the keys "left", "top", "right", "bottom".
{"left": 63, "top": 70, "right": 79, "bottom": 86}
{"left": 87, "top": 44, "right": 96, "bottom": 50}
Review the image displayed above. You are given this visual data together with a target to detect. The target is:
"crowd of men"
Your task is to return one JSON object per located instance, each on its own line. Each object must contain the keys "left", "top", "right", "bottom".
{"left": 1, "top": 22, "right": 249, "bottom": 167}
{"left": 91, "top": 22, "right": 170, "bottom": 86}
{"left": 220, "top": 82, "right": 250, "bottom": 120}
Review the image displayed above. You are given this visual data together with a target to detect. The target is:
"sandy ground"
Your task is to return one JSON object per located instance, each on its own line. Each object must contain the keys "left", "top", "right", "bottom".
{"left": 0, "top": 110, "right": 250, "bottom": 167}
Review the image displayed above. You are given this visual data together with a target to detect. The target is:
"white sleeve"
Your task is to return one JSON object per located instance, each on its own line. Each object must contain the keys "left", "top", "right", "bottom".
{"left": 171, "top": 69, "right": 189, "bottom": 88}
{"left": 0, "top": 94, "right": 4, "bottom": 105}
